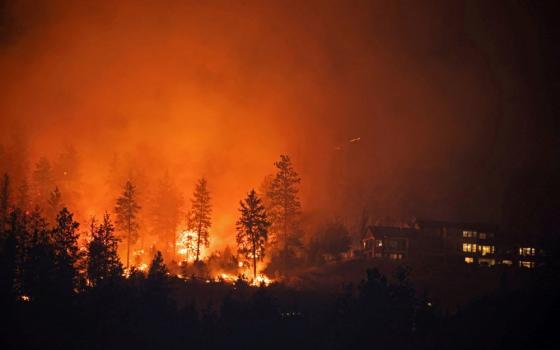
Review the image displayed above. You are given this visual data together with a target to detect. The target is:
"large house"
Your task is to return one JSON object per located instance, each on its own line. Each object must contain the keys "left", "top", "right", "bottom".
{"left": 361, "top": 219, "right": 543, "bottom": 268}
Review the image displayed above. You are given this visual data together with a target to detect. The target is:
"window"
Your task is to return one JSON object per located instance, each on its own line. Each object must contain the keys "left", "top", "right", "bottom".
{"left": 479, "top": 245, "right": 495, "bottom": 256}
{"left": 519, "top": 261, "right": 535, "bottom": 269}
{"left": 464, "top": 257, "right": 474, "bottom": 264}
{"left": 478, "top": 258, "right": 495, "bottom": 266}
{"left": 462, "top": 243, "right": 477, "bottom": 253}
{"left": 462, "top": 230, "right": 476, "bottom": 238}
{"left": 389, "top": 253, "right": 403, "bottom": 260}
{"left": 501, "top": 260, "right": 513, "bottom": 266}
{"left": 479, "top": 233, "right": 487, "bottom": 239}
{"left": 376, "top": 240, "right": 383, "bottom": 247}
{"left": 519, "top": 247, "right": 535, "bottom": 256}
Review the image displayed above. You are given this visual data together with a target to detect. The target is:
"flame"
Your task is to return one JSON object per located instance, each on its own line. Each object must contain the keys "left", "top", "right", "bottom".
{"left": 176, "top": 229, "right": 207, "bottom": 262}
{"left": 137, "top": 263, "right": 148, "bottom": 272}
{"left": 252, "top": 274, "right": 273, "bottom": 286}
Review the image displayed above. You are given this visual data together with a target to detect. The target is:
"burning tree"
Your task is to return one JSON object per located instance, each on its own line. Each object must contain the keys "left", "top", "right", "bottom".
{"left": 115, "top": 180, "right": 141, "bottom": 268}
{"left": 86, "top": 214, "right": 122, "bottom": 287}
{"left": 187, "top": 178, "right": 212, "bottom": 262}
{"left": 266, "top": 155, "right": 301, "bottom": 249}
{"left": 236, "top": 189, "right": 270, "bottom": 279}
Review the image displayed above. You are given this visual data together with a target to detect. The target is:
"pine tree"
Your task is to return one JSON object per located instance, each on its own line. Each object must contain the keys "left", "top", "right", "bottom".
{"left": 115, "top": 180, "right": 141, "bottom": 269}
{"left": 50, "top": 207, "right": 82, "bottom": 297}
{"left": 148, "top": 250, "right": 167, "bottom": 280}
{"left": 236, "top": 190, "right": 270, "bottom": 279}
{"left": 20, "top": 208, "right": 57, "bottom": 301}
{"left": 266, "top": 155, "right": 301, "bottom": 248}
{"left": 86, "top": 214, "right": 122, "bottom": 287}
{"left": 188, "top": 178, "right": 211, "bottom": 262}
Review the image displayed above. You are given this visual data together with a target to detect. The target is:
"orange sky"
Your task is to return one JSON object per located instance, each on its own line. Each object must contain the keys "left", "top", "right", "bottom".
{"left": 1, "top": 1, "right": 556, "bottom": 246}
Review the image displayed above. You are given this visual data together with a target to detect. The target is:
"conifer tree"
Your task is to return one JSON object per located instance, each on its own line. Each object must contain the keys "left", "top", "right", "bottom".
{"left": 266, "top": 155, "right": 301, "bottom": 248}
{"left": 87, "top": 214, "right": 123, "bottom": 287}
{"left": 50, "top": 208, "right": 82, "bottom": 297}
{"left": 187, "top": 178, "right": 212, "bottom": 262}
{"left": 20, "top": 208, "right": 56, "bottom": 301}
{"left": 115, "top": 180, "right": 141, "bottom": 269}
{"left": 236, "top": 190, "right": 270, "bottom": 279}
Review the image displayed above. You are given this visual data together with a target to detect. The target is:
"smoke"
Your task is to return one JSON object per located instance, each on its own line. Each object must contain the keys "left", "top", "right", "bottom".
{"left": 0, "top": 0, "right": 557, "bottom": 244}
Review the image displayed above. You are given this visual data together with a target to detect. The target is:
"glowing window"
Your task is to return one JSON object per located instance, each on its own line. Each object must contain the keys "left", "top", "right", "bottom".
{"left": 479, "top": 233, "right": 487, "bottom": 239}
{"left": 478, "top": 258, "right": 495, "bottom": 266}
{"left": 519, "top": 261, "right": 535, "bottom": 268}
{"left": 479, "top": 245, "right": 495, "bottom": 256}
{"left": 464, "top": 257, "right": 474, "bottom": 264}
{"left": 519, "top": 247, "right": 535, "bottom": 256}
{"left": 462, "top": 243, "right": 477, "bottom": 253}
{"left": 501, "top": 260, "right": 513, "bottom": 266}
{"left": 462, "top": 230, "right": 476, "bottom": 238}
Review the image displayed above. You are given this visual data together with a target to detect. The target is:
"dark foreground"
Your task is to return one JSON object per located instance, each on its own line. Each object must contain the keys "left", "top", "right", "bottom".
{"left": 1, "top": 263, "right": 558, "bottom": 350}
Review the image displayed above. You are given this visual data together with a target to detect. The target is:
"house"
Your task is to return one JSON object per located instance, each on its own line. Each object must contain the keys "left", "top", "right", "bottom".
{"left": 414, "top": 219, "right": 499, "bottom": 266}
{"left": 362, "top": 226, "right": 415, "bottom": 261}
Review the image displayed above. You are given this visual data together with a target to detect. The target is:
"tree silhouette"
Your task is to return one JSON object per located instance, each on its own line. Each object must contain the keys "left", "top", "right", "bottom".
{"left": 188, "top": 178, "right": 212, "bottom": 262}
{"left": 236, "top": 190, "right": 270, "bottom": 279}
{"left": 266, "top": 155, "right": 301, "bottom": 249}
{"left": 148, "top": 250, "right": 167, "bottom": 279}
{"left": 86, "top": 214, "right": 122, "bottom": 287}
{"left": 115, "top": 180, "right": 141, "bottom": 269}
{"left": 20, "top": 208, "right": 57, "bottom": 301}
{"left": 50, "top": 208, "right": 82, "bottom": 297}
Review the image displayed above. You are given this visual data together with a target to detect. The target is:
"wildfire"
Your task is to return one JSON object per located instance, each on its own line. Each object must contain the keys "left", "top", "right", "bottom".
{"left": 252, "top": 274, "right": 273, "bottom": 286}
{"left": 176, "top": 229, "right": 206, "bottom": 262}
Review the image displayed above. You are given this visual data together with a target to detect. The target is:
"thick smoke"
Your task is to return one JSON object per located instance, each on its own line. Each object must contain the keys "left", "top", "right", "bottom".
{"left": 0, "top": 0, "right": 557, "bottom": 245}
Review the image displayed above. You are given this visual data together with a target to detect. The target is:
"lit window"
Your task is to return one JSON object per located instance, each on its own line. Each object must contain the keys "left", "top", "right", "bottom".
{"left": 479, "top": 245, "right": 495, "bottom": 256}
{"left": 464, "top": 257, "right": 474, "bottom": 264}
{"left": 462, "top": 230, "right": 476, "bottom": 238}
{"left": 389, "top": 253, "right": 403, "bottom": 260}
{"left": 377, "top": 240, "right": 383, "bottom": 247}
{"left": 519, "top": 247, "right": 535, "bottom": 256}
{"left": 462, "top": 243, "right": 477, "bottom": 253}
{"left": 501, "top": 260, "right": 513, "bottom": 266}
{"left": 479, "top": 233, "right": 487, "bottom": 239}
{"left": 519, "top": 261, "right": 535, "bottom": 268}
{"left": 478, "top": 258, "right": 495, "bottom": 266}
